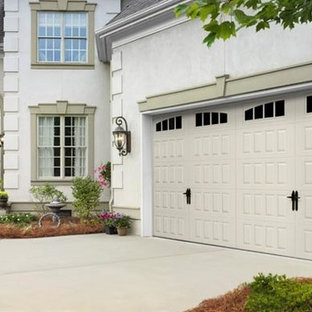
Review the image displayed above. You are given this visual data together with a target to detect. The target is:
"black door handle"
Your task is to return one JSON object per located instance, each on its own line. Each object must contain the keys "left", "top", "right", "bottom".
{"left": 287, "top": 190, "right": 295, "bottom": 211}
{"left": 183, "top": 188, "right": 191, "bottom": 205}
{"left": 295, "top": 191, "right": 300, "bottom": 211}
{"left": 287, "top": 191, "right": 300, "bottom": 212}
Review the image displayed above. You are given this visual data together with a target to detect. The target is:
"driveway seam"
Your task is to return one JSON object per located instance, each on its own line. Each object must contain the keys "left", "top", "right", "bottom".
{"left": 0, "top": 249, "right": 228, "bottom": 277}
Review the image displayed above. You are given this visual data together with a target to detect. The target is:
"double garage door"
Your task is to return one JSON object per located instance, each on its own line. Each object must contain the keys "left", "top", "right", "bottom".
{"left": 153, "top": 94, "right": 312, "bottom": 260}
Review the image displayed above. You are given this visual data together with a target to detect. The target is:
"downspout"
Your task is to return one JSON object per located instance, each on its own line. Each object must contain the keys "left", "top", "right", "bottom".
{"left": 0, "top": 96, "right": 4, "bottom": 191}
{"left": 109, "top": 187, "right": 114, "bottom": 212}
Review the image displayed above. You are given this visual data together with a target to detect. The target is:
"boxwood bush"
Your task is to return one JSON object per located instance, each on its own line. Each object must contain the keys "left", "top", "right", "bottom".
{"left": 0, "top": 213, "right": 38, "bottom": 226}
{"left": 246, "top": 273, "right": 312, "bottom": 312}
{"left": 71, "top": 177, "right": 102, "bottom": 223}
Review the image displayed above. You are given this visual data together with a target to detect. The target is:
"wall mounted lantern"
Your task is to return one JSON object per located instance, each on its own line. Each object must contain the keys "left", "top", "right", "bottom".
{"left": 112, "top": 116, "right": 131, "bottom": 156}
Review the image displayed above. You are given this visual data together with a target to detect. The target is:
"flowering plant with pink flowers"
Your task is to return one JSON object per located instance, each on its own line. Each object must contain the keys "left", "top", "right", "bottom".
{"left": 94, "top": 161, "right": 111, "bottom": 188}
{"left": 100, "top": 212, "right": 118, "bottom": 227}
{"left": 99, "top": 212, "right": 132, "bottom": 229}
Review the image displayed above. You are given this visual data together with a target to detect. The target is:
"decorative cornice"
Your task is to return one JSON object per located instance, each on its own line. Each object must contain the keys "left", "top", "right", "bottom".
{"left": 29, "top": 101, "right": 96, "bottom": 115}
{"left": 138, "top": 62, "right": 312, "bottom": 112}
{"left": 29, "top": 0, "right": 96, "bottom": 11}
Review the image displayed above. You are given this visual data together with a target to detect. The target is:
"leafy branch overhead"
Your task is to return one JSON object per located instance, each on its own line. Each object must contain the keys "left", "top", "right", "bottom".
{"left": 175, "top": 0, "right": 312, "bottom": 47}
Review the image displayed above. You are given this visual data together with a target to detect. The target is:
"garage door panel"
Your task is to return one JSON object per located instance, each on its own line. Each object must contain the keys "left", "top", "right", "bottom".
{"left": 154, "top": 213, "right": 187, "bottom": 238}
{"left": 193, "top": 190, "right": 234, "bottom": 215}
{"left": 237, "top": 158, "right": 295, "bottom": 189}
{"left": 191, "top": 132, "right": 235, "bottom": 159}
{"left": 190, "top": 188, "right": 236, "bottom": 246}
{"left": 191, "top": 216, "right": 235, "bottom": 246}
{"left": 237, "top": 125, "right": 295, "bottom": 158}
{"left": 190, "top": 162, "right": 235, "bottom": 187}
{"left": 237, "top": 219, "right": 296, "bottom": 256}
{"left": 154, "top": 138, "right": 186, "bottom": 160}
{"left": 238, "top": 191, "right": 291, "bottom": 218}
{"left": 295, "top": 99, "right": 312, "bottom": 259}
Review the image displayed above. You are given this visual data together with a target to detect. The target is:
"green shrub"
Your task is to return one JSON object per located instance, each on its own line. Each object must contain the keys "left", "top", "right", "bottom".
{"left": 71, "top": 177, "right": 102, "bottom": 222}
{"left": 0, "top": 191, "right": 8, "bottom": 200}
{"left": 0, "top": 213, "right": 38, "bottom": 226}
{"left": 30, "top": 184, "right": 67, "bottom": 212}
{"left": 246, "top": 273, "right": 312, "bottom": 312}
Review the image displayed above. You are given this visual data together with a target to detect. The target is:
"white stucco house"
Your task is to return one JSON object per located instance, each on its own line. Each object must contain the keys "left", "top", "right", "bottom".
{"left": 1, "top": 0, "right": 312, "bottom": 261}
{"left": 0, "top": 0, "right": 121, "bottom": 210}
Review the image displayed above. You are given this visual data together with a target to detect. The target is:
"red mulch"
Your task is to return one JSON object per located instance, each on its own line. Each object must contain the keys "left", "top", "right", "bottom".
{"left": 186, "top": 278, "right": 312, "bottom": 312}
{"left": 0, "top": 217, "right": 103, "bottom": 238}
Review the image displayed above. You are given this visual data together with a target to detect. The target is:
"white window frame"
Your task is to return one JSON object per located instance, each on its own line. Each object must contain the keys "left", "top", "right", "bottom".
{"left": 37, "top": 11, "right": 88, "bottom": 64}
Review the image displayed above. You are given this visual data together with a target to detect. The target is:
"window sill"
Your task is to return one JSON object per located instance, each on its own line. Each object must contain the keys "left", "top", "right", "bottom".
{"left": 31, "top": 63, "right": 95, "bottom": 70}
{"left": 31, "top": 180, "right": 76, "bottom": 186}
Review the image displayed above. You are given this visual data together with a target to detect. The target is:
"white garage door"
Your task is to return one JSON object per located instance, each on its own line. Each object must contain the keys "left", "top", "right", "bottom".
{"left": 153, "top": 94, "right": 312, "bottom": 260}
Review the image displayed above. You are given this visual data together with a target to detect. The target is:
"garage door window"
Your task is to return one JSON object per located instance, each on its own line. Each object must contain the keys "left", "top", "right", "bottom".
{"left": 195, "top": 112, "right": 228, "bottom": 127}
{"left": 245, "top": 100, "right": 285, "bottom": 121}
{"left": 307, "top": 96, "right": 312, "bottom": 113}
{"left": 156, "top": 116, "right": 182, "bottom": 132}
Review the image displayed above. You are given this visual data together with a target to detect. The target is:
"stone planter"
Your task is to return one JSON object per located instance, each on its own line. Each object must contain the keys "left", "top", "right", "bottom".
{"left": 117, "top": 227, "right": 128, "bottom": 236}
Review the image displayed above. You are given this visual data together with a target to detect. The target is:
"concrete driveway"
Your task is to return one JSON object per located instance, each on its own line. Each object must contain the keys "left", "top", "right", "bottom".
{"left": 0, "top": 234, "right": 311, "bottom": 312}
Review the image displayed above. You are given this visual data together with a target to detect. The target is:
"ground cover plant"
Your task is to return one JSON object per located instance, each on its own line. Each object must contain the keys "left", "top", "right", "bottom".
{"left": 0, "top": 213, "right": 38, "bottom": 226}
{"left": 0, "top": 216, "right": 103, "bottom": 239}
{"left": 187, "top": 273, "right": 312, "bottom": 312}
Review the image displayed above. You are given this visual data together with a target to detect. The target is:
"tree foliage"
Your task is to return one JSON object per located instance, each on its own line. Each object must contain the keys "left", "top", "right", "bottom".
{"left": 175, "top": 0, "right": 312, "bottom": 47}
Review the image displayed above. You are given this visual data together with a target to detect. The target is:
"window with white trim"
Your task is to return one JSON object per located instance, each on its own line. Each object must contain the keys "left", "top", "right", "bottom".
{"left": 38, "top": 12, "right": 87, "bottom": 63}
{"left": 38, "top": 116, "right": 87, "bottom": 178}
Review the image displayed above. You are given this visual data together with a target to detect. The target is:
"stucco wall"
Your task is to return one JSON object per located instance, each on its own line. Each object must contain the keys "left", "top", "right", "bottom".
{"left": 3, "top": 0, "right": 120, "bottom": 202}
{"left": 110, "top": 17, "right": 312, "bottom": 212}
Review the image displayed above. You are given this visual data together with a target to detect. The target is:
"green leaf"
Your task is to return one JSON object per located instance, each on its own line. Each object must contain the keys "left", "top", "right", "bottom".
{"left": 256, "top": 20, "right": 270, "bottom": 31}
{"left": 203, "top": 32, "right": 217, "bottom": 47}
{"left": 199, "top": 5, "right": 218, "bottom": 21}
{"left": 174, "top": 4, "right": 189, "bottom": 17}
{"left": 217, "top": 21, "right": 236, "bottom": 40}
{"left": 234, "top": 9, "right": 255, "bottom": 25}
{"left": 203, "top": 20, "right": 219, "bottom": 32}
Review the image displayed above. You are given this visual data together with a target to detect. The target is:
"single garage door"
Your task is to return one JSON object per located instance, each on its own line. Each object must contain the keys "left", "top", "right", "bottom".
{"left": 153, "top": 94, "right": 312, "bottom": 260}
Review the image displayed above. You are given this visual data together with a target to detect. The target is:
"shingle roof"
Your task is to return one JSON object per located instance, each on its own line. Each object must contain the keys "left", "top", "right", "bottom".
{"left": 109, "top": 0, "right": 171, "bottom": 24}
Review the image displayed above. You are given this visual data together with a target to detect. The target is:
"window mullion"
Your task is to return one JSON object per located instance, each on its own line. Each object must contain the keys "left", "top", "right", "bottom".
{"left": 61, "top": 13, "right": 64, "bottom": 63}
{"left": 60, "top": 117, "right": 65, "bottom": 179}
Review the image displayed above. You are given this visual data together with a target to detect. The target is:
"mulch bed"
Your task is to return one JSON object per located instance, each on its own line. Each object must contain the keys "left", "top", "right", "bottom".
{"left": 186, "top": 278, "right": 312, "bottom": 312}
{"left": 0, "top": 217, "right": 103, "bottom": 239}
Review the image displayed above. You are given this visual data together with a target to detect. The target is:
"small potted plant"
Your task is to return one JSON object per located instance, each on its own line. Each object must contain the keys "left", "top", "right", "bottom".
{"left": 0, "top": 191, "right": 8, "bottom": 209}
{"left": 114, "top": 213, "right": 132, "bottom": 236}
{"left": 100, "top": 212, "right": 118, "bottom": 234}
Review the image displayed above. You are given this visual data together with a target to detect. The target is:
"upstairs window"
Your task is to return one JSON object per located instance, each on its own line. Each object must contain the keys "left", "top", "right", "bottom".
{"left": 30, "top": 0, "right": 96, "bottom": 69}
{"left": 38, "top": 12, "right": 87, "bottom": 63}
